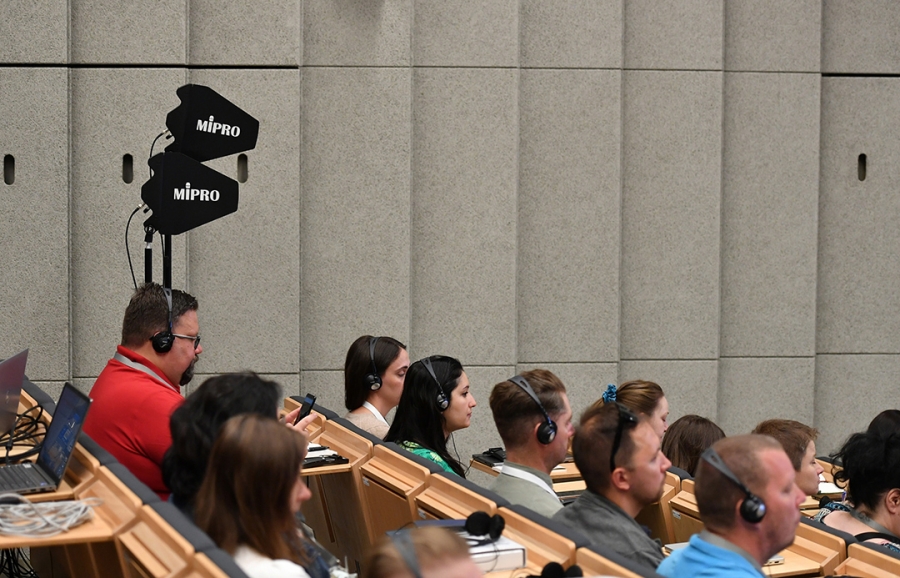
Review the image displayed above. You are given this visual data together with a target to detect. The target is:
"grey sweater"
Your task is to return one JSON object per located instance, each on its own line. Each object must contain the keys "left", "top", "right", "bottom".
{"left": 552, "top": 489, "right": 664, "bottom": 572}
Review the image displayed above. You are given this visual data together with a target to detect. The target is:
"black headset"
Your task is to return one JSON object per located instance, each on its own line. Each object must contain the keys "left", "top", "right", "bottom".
{"left": 465, "top": 511, "right": 505, "bottom": 546}
{"left": 421, "top": 357, "right": 450, "bottom": 411}
{"left": 150, "top": 287, "right": 175, "bottom": 353}
{"left": 701, "top": 447, "right": 766, "bottom": 523}
{"left": 508, "top": 375, "right": 557, "bottom": 445}
{"left": 390, "top": 530, "right": 422, "bottom": 578}
{"left": 364, "top": 336, "right": 382, "bottom": 391}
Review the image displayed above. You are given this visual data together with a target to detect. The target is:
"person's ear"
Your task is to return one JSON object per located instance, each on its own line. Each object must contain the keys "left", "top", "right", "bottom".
{"left": 610, "top": 466, "right": 631, "bottom": 492}
{"left": 884, "top": 488, "right": 900, "bottom": 515}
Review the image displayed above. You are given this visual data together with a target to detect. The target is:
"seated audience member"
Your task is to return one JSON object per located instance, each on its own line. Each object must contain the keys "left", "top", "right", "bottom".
{"left": 592, "top": 380, "right": 669, "bottom": 439}
{"left": 385, "top": 356, "right": 475, "bottom": 477}
{"left": 344, "top": 335, "right": 409, "bottom": 439}
{"left": 814, "top": 430, "right": 900, "bottom": 552}
{"left": 552, "top": 403, "right": 671, "bottom": 571}
{"left": 661, "top": 414, "right": 725, "bottom": 477}
{"left": 162, "top": 372, "right": 283, "bottom": 516}
{"left": 658, "top": 435, "right": 805, "bottom": 577}
{"left": 85, "top": 283, "right": 201, "bottom": 499}
{"left": 363, "top": 527, "right": 482, "bottom": 578}
{"left": 196, "top": 414, "right": 313, "bottom": 578}
{"left": 868, "top": 409, "right": 900, "bottom": 439}
{"left": 752, "top": 419, "right": 824, "bottom": 497}
{"left": 487, "top": 370, "right": 575, "bottom": 517}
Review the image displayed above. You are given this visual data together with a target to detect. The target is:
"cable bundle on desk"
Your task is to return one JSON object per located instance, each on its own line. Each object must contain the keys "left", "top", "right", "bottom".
{"left": 0, "top": 493, "right": 102, "bottom": 538}
{"left": 0, "top": 406, "right": 47, "bottom": 465}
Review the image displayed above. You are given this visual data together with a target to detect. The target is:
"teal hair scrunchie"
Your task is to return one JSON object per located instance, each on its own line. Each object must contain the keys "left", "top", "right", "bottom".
{"left": 602, "top": 383, "right": 617, "bottom": 403}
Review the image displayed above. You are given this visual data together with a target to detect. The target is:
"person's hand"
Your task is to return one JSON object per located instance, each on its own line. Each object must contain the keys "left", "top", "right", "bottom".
{"left": 284, "top": 407, "right": 316, "bottom": 435}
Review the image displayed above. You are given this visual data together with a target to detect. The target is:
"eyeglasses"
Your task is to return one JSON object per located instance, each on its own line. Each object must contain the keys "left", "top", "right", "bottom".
{"left": 172, "top": 333, "right": 201, "bottom": 349}
{"left": 609, "top": 402, "right": 639, "bottom": 472}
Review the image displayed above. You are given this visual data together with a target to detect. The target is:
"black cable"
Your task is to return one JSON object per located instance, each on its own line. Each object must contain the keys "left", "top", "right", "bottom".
{"left": 125, "top": 203, "right": 145, "bottom": 289}
{"left": 148, "top": 130, "right": 171, "bottom": 179}
{"left": 0, "top": 405, "right": 47, "bottom": 466}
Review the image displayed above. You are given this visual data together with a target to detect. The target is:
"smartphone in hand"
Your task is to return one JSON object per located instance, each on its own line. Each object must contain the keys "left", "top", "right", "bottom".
{"left": 293, "top": 393, "right": 317, "bottom": 425}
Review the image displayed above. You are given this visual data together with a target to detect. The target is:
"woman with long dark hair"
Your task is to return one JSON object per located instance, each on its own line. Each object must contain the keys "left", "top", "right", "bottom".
{"left": 344, "top": 335, "right": 409, "bottom": 439}
{"left": 195, "top": 414, "right": 313, "bottom": 578}
{"left": 385, "top": 355, "right": 476, "bottom": 477}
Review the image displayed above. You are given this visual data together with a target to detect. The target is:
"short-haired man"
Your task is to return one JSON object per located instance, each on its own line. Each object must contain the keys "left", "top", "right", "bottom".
{"left": 752, "top": 419, "right": 824, "bottom": 497}
{"left": 657, "top": 434, "right": 806, "bottom": 577}
{"left": 487, "top": 369, "right": 575, "bottom": 518}
{"left": 552, "top": 403, "right": 671, "bottom": 571}
{"left": 84, "top": 283, "right": 202, "bottom": 499}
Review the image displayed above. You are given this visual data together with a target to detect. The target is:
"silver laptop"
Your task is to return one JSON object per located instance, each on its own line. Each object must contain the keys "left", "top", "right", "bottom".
{"left": 0, "top": 350, "right": 27, "bottom": 437}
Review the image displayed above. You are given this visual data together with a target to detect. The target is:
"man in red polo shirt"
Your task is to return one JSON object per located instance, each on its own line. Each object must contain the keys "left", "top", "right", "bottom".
{"left": 84, "top": 283, "right": 202, "bottom": 499}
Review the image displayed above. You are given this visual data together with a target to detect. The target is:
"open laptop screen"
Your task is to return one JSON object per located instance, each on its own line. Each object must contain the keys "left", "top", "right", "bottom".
{"left": 0, "top": 350, "right": 27, "bottom": 436}
{"left": 36, "top": 384, "right": 91, "bottom": 484}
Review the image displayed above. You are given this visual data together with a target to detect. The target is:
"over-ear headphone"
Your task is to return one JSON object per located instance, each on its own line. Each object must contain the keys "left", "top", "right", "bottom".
{"left": 701, "top": 447, "right": 766, "bottom": 523}
{"left": 150, "top": 287, "right": 175, "bottom": 353}
{"left": 422, "top": 357, "right": 450, "bottom": 411}
{"left": 390, "top": 530, "right": 422, "bottom": 578}
{"left": 508, "top": 376, "right": 557, "bottom": 445}
{"left": 464, "top": 511, "right": 505, "bottom": 546}
{"left": 364, "top": 336, "right": 382, "bottom": 391}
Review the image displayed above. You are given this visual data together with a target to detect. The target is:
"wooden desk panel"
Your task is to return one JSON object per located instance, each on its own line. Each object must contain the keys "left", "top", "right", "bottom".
{"left": 116, "top": 505, "right": 195, "bottom": 578}
{"left": 361, "top": 445, "right": 433, "bottom": 539}
{"left": 416, "top": 475, "right": 498, "bottom": 520}
{"left": 499, "top": 506, "right": 576, "bottom": 570}
{"left": 575, "top": 547, "right": 644, "bottom": 578}
{"left": 835, "top": 543, "right": 900, "bottom": 577}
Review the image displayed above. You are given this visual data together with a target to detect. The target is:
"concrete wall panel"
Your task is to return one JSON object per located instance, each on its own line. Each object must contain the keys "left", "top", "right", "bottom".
{"left": 823, "top": 0, "right": 900, "bottom": 74}
{"left": 300, "top": 67, "right": 411, "bottom": 370}
{"left": 0, "top": 68, "right": 69, "bottom": 380}
{"left": 621, "top": 71, "right": 722, "bottom": 360}
{"left": 520, "top": 0, "right": 622, "bottom": 69}
{"left": 625, "top": 0, "right": 723, "bottom": 70}
{"left": 819, "top": 78, "right": 900, "bottom": 353}
{"left": 71, "top": 0, "right": 186, "bottom": 64}
{"left": 190, "top": 0, "right": 300, "bottom": 66}
{"left": 188, "top": 69, "right": 300, "bottom": 374}
{"left": 518, "top": 69, "right": 621, "bottom": 363}
{"left": 815, "top": 354, "right": 900, "bottom": 454}
{"left": 725, "top": 0, "right": 821, "bottom": 72}
{"left": 413, "top": 0, "right": 517, "bottom": 67}
{"left": 0, "top": 1, "right": 67, "bottom": 63}
{"left": 304, "top": 0, "right": 410, "bottom": 66}
{"left": 717, "top": 357, "right": 815, "bottom": 436}
{"left": 71, "top": 68, "right": 189, "bottom": 378}
{"left": 721, "top": 73, "right": 819, "bottom": 357}
{"left": 411, "top": 68, "right": 517, "bottom": 366}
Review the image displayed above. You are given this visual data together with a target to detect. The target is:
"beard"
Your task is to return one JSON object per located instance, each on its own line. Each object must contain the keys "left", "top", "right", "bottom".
{"left": 179, "top": 357, "right": 198, "bottom": 385}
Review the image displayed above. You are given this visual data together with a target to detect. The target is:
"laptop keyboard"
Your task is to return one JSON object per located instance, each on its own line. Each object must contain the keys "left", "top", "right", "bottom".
{"left": 0, "top": 464, "right": 45, "bottom": 492}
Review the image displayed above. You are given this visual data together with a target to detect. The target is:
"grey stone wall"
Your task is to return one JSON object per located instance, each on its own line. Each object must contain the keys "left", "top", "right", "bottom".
{"left": 2, "top": 2, "right": 899, "bottom": 473}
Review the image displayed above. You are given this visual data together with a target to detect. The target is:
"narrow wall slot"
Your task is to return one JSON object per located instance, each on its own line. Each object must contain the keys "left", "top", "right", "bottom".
{"left": 3, "top": 155, "right": 14, "bottom": 185}
{"left": 858, "top": 153, "right": 867, "bottom": 181}
{"left": 123, "top": 154, "right": 134, "bottom": 184}
{"left": 237, "top": 154, "right": 248, "bottom": 183}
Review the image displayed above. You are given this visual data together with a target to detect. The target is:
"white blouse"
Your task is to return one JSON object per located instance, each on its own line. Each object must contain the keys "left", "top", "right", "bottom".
{"left": 233, "top": 545, "right": 311, "bottom": 578}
